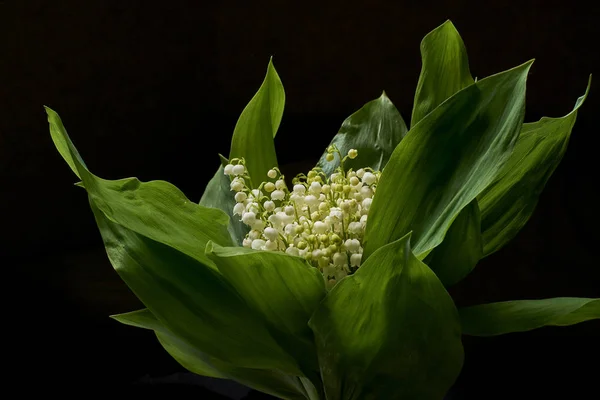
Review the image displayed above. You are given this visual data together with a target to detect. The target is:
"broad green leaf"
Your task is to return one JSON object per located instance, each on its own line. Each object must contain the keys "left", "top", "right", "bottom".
{"left": 411, "top": 20, "right": 474, "bottom": 127}
{"left": 111, "top": 309, "right": 226, "bottom": 379}
{"left": 459, "top": 297, "right": 600, "bottom": 336}
{"left": 316, "top": 92, "right": 407, "bottom": 176}
{"left": 363, "top": 61, "right": 532, "bottom": 260}
{"left": 309, "top": 233, "right": 463, "bottom": 400}
{"left": 207, "top": 243, "right": 326, "bottom": 394}
{"left": 200, "top": 155, "right": 249, "bottom": 245}
{"left": 230, "top": 58, "right": 284, "bottom": 186}
{"left": 112, "top": 309, "right": 311, "bottom": 400}
{"left": 424, "top": 199, "right": 482, "bottom": 287}
{"left": 46, "top": 107, "right": 233, "bottom": 270}
{"left": 91, "top": 201, "right": 300, "bottom": 374}
{"left": 207, "top": 243, "right": 325, "bottom": 342}
{"left": 478, "top": 76, "right": 591, "bottom": 256}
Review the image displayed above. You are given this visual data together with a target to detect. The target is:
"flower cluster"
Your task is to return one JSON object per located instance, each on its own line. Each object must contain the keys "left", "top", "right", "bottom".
{"left": 225, "top": 147, "right": 380, "bottom": 288}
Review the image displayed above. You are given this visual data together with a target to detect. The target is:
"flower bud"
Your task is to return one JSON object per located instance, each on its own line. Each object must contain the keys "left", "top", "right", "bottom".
{"left": 232, "top": 164, "right": 245, "bottom": 176}
{"left": 264, "top": 182, "right": 275, "bottom": 192}
{"left": 350, "top": 253, "right": 362, "bottom": 267}
{"left": 271, "top": 190, "right": 285, "bottom": 201}
{"left": 264, "top": 200, "right": 275, "bottom": 211}
{"left": 264, "top": 227, "right": 279, "bottom": 241}
{"left": 275, "top": 180, "right": 286, "bottom": 190}
{"left": 285, "top": 223, "right": 296, "bottom": 235}
{"left": 251, "top": 239, "right": 265, "bottom": 250}
{"left": 362, "top": 197, "right": 372, "bottom": 211}
{"left": 267, "top": 169, "right": 277, "bottom": 179}
{"left": 309, "top": 181, "right": 322, "bottom": 194}
{"left": 345, "top": 238, "right": 360, "bottom": 253}
{"left": 313, "top": 221, "right": 328, "bottom": 234}
{"left": 347, "top": 149, "right": 358, "bottom": 159}
{"left": 293, "top": 184, "right": 306, "bottom": 194}
{"left": 234, "top": 191, "right": 247, "bottom": 202}
{"left": 224, "top": 164, "right": 234, "bottom": 175}
{"left": 333, "top": 252, "right": 348, "bottom": 266}
{"left": 242, "top": 212, "right": 256, "bottom": 225}
{"left": 348, "top": 221, "right": 363, "bottom": 234}
{"left": 265, "top": 240, "right": 278, "bottom": 251}
{"left": 362, "top": 172, "right": 376, "bottom": 185}
{"left": 286, "top": 246, "right": 300, "bottom": 256}
{"left": 230, "top": 179, "right": 244, "bottom": 192}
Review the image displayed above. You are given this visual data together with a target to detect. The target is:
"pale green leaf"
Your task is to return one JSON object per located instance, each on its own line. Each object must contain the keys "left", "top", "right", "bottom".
{"left": 230, "top": 58, "right": 284, "bottom": 186}
{"left": 460, "top": 297, "right": 600, "bottom": 336}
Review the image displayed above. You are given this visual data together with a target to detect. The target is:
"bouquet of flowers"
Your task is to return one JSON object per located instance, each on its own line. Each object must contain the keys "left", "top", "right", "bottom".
{"left": 47, "top": 20, "right": 597, "bottom": 399}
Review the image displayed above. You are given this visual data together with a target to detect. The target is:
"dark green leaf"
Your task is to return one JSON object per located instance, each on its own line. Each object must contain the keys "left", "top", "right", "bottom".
{"left": 316, "top": 92, "right": 407, "bottom": 176}
{"left": 424, "top": 199, "right": 482, "bottom": 287}
{"left": 112, "top": 309, "right": 311, "bottom": 400}
{"left": 46, "top": 107, "right": 233, "bottom": 270}
{"left": 47, "top": 107, "right": 299, "bottom": 373}
{"left": 230, "top": 58, "right": 284, "bottom": 186}
{"left": 112, "top": 309, "right": 226, "bottom": 379}
{"left": 207, "top": 243, "right": 326, "bottom": 394}
{"left": 363, "top": 61, "right": 533, "bottom": 260}
{"left": 478, "top": 76, "right": 591, "bottom": 256}
{"left": 411, "top": 20, "right": 474, "bottom": 127}
{"left": 92, "top": 201, "right": 300, "bottom": 373}
{"left": 309, "top": 233, "right": 463, "bottom": 400}
{"left": 207, "top": 243, "right": 325, "bottom": 342}
{"left": 200, "top": 155, "right": 249, "bottom": 246}
{"left": 460, "top": 297, "right": 600, "bottom": 336}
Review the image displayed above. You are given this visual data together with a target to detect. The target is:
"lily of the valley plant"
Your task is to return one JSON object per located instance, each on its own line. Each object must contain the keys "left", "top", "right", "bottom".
{"left": 48, "top": 21, "right": 598, "bottom": 400}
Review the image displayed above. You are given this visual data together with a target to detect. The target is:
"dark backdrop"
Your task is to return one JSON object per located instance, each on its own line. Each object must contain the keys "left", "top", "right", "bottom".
{"left": 1, "top": 1, "right": 599, "bottom": 398}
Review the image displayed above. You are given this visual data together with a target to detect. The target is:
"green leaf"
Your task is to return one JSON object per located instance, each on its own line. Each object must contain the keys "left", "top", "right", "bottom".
{"left": 46, "top": 107, "right": 233, "bottom": 270}
{"left": 112, "top": 309, "right": 311, "bottom": 400}
{"left": 478, "top": 76, "right": 591, "bottom": 256}
{"left": 316, "top": 92, "right": 407, "bottom": 176}
{"left": 309, "top": 233, "right": 463, "bottom": 400}
{"left": 424, "top": 199, "right": 483, "bottom": 287}
{"left": 459, "top": 297, "right": 600, "bottom": 336}
{"left": 411, "top": 20, "right": 474, "bottom": 127}
{"left": 363, "top": 61, "right": 533, "bottom": 260}
{"left": 207, "top": 243, "right": 326, "bottom": 343}
{"left": 91, "top": 201, "right": 300, "bottom": 373}
{"left": 230, "top": 58, "right": 285, "bottom": 186}
{"left": 207, "top": 243, "right": 326, "bottom": 395}
{"left": 111, "top": 309, "right": 226, "bottom": 379}
{"left": 200, "top": 155, "right": 249, "bottom": 246}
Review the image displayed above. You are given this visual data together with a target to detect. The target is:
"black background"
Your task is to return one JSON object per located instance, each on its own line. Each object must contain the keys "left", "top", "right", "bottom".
{"left": 2, "top": 0, "right": 599, "bottom": 398}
